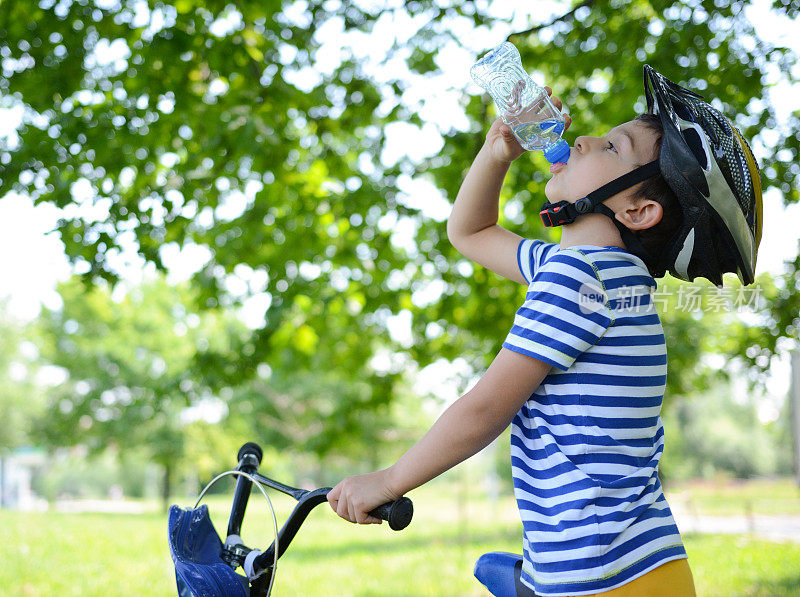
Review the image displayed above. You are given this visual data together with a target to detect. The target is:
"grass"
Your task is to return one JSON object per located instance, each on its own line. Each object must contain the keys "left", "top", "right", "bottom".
{"left": 1, "top": 477, "right": 799, "bottom": 596}
{"left": 664, "top": 477, "right": 800, "bottom": 516}
{"left": 686, "top": 534, "right": 800, "bottom": 597}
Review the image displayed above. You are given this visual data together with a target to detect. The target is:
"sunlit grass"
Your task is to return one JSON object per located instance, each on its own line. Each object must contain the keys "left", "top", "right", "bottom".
{"left": 664, "top": 477, "right": 800, "bottom": 516}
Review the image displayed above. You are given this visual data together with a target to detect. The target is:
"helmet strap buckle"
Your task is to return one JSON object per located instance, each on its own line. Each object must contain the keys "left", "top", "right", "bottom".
{"left": 539, "top": 200, "right": 577, "bottom": 227}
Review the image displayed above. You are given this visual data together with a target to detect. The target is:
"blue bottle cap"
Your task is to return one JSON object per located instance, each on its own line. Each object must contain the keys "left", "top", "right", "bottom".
{"left": 543, "top": 139, "right": 570, "bottom": 164}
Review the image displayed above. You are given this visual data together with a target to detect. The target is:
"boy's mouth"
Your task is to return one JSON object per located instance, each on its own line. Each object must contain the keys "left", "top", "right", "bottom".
{"left": 549, "top": 162, "right": 567, "bottom": 174}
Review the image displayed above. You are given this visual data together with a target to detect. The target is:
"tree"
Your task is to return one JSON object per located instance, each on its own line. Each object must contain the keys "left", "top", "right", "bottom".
{"left": 660, "top": 374, "right": 791, "bottom": 480}
{"left": 34, "top": 273, "right": 410, "bottom": 503}
{"left": 0, "top": 299, "right": 45, "bottom": 452}
{"left": 2, "top": 0, "right": 797, "bottom": 431}
{"left": 0, "top": 299, "right": 49, "bottom": 507}
{"left": 34, "top": 275, "right": 250, "bottom": 507}
{"left": 716, "top": 247, "right": 800, "bottom": 391}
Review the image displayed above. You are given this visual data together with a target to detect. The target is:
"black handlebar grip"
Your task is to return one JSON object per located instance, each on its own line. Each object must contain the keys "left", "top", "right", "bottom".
{"left": 368, "top": 497, "right": 413, "bottom": 531}
{"left": 237, "top": 442, "right": 263, "bottom": 465}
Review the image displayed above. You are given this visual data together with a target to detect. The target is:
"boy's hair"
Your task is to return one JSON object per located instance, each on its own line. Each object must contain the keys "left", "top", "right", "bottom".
{"left": 628, "top": 113, "right": 683, "bottom": 261}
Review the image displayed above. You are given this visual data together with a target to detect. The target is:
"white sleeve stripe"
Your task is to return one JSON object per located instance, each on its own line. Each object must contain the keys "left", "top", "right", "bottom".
{"left": 517, "top": 238, "right": 532, "bottom": 284}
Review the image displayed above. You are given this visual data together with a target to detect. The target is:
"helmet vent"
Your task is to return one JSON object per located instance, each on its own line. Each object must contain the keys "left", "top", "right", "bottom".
{"left": 682, "top": 126, "right": 708, "bottom": 170}
{"left": 674, "top": 102, "right": 694, "bottom": 123}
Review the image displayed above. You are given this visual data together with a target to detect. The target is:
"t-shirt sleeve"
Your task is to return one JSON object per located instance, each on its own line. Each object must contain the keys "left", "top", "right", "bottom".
{"left": 503, "top": 249, "right": 613, "bottom": 371}
{"left": 517, "top": 238, "right": 559, "bottom": 285}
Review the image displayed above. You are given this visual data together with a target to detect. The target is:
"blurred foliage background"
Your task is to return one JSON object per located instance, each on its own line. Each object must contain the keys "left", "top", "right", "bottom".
{"left": 0, "top": 0, "right": 799, "bottom": 511}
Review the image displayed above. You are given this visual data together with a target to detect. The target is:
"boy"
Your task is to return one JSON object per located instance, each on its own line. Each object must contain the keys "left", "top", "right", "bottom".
{"left": 327, "top": 66, "right": 762, "bottom": 596}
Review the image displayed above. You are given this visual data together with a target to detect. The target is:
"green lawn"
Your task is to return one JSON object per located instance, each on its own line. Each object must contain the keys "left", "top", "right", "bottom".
{"left": 664, "top": 477, "right": 800, "bottom": 516}
{"left": 2, "top": 479, "right": 799, "bottom": 596}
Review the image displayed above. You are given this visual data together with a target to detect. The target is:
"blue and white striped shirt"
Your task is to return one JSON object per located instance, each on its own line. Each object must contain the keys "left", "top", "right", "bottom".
{"left": 502, "top": 239, "right": 687, "bottom": 596}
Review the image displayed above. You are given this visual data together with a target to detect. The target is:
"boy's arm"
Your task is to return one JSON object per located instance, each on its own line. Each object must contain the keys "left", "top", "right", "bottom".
{"left": 386, "top": 347, "right": 551, "bottom": 495}
{"left": 447, "top": 88, "right": 569, "bottom": 286}
{"left": 447, "top": 122, "right": 528, "bottom": 286}
{"left": 327, "top": 348, "right": 552, "bottom": 523}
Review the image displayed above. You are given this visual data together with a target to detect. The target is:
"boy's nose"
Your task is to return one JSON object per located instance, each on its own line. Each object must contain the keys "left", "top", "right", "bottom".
{"left": 574, "top": 136, "right": 600, "bottom": 153}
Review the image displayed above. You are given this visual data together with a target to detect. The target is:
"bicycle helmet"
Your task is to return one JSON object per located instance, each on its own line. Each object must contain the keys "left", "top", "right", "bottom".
{"left": 539, "top": 65, "right": 763, "bottom": 287}
{"left": 642, "top": 64, "right": 763, "bottom": 287}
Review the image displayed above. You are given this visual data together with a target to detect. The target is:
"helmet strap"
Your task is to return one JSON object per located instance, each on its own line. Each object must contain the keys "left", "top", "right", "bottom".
{"left": 539, "top": 159, "right": 664, "bottom": 271}
{"left": 540, "top": 160, "right": 660, "bottom": 227}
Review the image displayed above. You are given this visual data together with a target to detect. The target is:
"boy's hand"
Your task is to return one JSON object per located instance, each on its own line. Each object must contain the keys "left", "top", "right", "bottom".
{"left": 327, "top": 469, "right": 400, "bottom": 525}
{"left": 485, "top": 86, "right": 571, "bottom": 164}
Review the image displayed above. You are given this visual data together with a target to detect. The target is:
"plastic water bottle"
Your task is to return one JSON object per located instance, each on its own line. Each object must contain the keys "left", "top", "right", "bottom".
{"left": 471, "top": 42, "right": 570, "bottom": 164}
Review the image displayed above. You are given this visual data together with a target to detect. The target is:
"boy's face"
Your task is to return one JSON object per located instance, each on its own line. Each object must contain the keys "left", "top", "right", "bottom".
{"left": 545, "top": 119, "right": 659, "bottom": 206}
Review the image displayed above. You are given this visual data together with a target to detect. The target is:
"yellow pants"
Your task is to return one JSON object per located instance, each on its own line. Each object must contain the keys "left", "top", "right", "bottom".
{"left": 583, "top": 558, "right": 696, "bottom": 597}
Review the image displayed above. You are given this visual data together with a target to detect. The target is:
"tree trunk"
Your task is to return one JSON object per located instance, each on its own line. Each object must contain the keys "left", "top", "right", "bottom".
{"left": 162, "top": 463, "right": 172, "bottom": 512}
{"left": 0, "top": 455, "right": 5, "bottom": 508}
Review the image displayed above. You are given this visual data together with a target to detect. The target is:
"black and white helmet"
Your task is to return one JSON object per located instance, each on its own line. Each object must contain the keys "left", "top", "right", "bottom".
{"left": 643, "top": 65, "right": 763, "bottom": 287}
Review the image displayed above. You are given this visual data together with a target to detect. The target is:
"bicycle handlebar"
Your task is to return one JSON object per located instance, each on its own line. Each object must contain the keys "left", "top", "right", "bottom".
{"left": 226, "top": 442, "right": 414, "bottom": 584}
{"left": 364, "top": 494, "right": 414, "bottom": 531}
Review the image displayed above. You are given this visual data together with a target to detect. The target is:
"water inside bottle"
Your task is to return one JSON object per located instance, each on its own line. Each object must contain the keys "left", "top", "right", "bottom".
{"left": 512, "top": 119, "right": 566, "bottom": 151}
{"left": 471, "top": 41, "right": 568, "bottom": 158}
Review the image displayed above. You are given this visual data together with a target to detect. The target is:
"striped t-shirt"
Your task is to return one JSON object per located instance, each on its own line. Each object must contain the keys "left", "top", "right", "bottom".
{"left": 502, "top": 239, "right": 687, "bottom": 596}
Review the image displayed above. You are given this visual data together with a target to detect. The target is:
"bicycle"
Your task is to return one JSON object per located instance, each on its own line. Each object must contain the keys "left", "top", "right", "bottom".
{"left": 167, "top": 442, "right": 414, "bottom": 597}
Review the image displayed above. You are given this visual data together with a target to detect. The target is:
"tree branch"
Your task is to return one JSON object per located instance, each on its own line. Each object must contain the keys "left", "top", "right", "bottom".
{"left": 507, "top": 0, "right": 594, "bottom": 40}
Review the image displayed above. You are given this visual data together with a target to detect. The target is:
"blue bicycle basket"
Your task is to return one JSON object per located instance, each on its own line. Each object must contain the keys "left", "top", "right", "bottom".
{"left": 168, "top": 505, "right": 249, "bottom": 597}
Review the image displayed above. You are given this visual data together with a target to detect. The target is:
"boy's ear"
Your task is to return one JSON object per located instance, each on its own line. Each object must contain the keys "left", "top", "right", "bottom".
{"left": 615, "top": 199, "right": 663, "bottom": 231}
